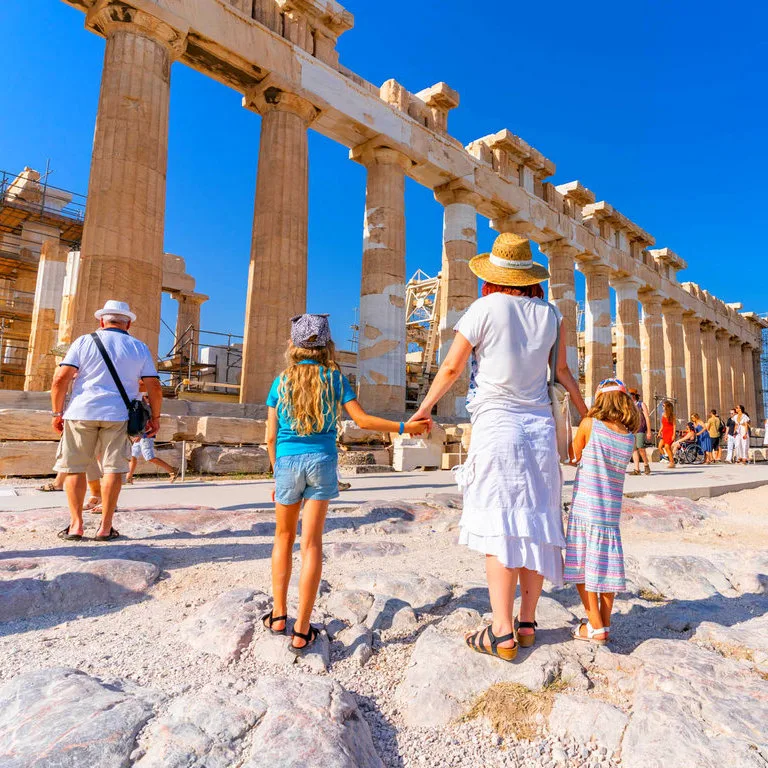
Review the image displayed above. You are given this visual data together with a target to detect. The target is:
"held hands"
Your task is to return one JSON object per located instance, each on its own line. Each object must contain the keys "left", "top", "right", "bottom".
{"left": 403, "top": 418, "right": 431, "bottom": 436}
{"left": 408, "top": 406, "right": 434, "bottom": 434}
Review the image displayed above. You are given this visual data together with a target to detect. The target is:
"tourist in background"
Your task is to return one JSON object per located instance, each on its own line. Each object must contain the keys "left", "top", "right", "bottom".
{"left": 706, "top": 409, "right": 723, "bottom": 462}
{"left": 691, "top": 413, "right": 713, "bottom": 463}
{"left": 409, "top": 233, "right": 587, "bottom": 662}
{"left": 262, "top": 314, "right": 428, "bottom": 653}
{"left": 565, "top": 379, "right": 639, "bottom": 644}
{"left": 50, "top": 300, "right": 161, "bottom": 542}
{"left": 725, "top": 409, "right": 737, "bottom": 463}
{"left": 628, "top": 388, "right": 652, "bottom": 475}
{"left": 733, "top": 405, "right": 751, "bottom": 464}
{"left": 658, "top": 400, "right": 676, "bottom": 468}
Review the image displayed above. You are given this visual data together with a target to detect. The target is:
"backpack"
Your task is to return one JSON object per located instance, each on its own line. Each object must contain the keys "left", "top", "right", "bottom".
{"left": 718, "top": 418, "right": 726, "bottom": 437}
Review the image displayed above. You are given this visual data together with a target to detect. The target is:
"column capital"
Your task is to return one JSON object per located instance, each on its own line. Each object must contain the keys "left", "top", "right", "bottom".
{"left": 610, "top": 274, "right": 644, "bottom": 296}
{"left": 86, "top": 1, "right": 188, "bottom": 59}
{"left": 350, "top": 140, "right": 413, "bottom": 171}
{"left": 171, "top": 291, "right": 209, "bottom": 306}
{"left": 580, "top": 261, "right": 612, "bottom": 278}
{"left": 638, "top": 290, "right": 663, "bottom": 310}
{"left": 538, "top": 239, "right": 580, "bottom": 259}
{"left": 715, "top": 327, "right": 731, "bottom": 340}
{"left": 681, "top": 311, "right": 703, "bottom": 328}
{"left": 661, "top": 301, "right": 685, "bottom": 318}
{"left": 243, "top": 83, "right": 319, "bottom": 125}
{"left": 729, "top": 335, "right": 744, "bottom": 347}
{"left": 434, "top": 180, "right": 480, "bottom": 208}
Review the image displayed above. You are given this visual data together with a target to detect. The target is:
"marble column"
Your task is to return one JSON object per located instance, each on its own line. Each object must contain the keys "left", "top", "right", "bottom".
{"left": 701, "top": 322, "right": 720, "bottom": 414}
{"left": 662, "top": 302, "right": 687, "bottom": 419}
{"left": 754, "top": 349, "right": 765, "bottom": 422}
{"left": 72, "top": 4, "right": 187, "bottom": 354}
{"left": 434, "top": 184, "right": 479, "bottom": 419}
{"left": 716, "top": 330, "right": 733, "bottom": 415}
{"left": 742, "top": 344, "right": 757, "bottom": 420}
{"left": 352, "top": 145, "right": 411, "bottom": 413}
{"left": 682, "top": 313, "right": 705, "bottom": 417}
{"left": 582, "top": 263, "right": 613, "bottom": 400}
{"left": 541, "top": 241, "right": 579, "bottom": 376}
{"left": 173, "top": 291, "right": 208, "bottom": 360}
{"left": 611, "top": 276, "right": 643, "bottom": 391}
{"left": 24, "top": 241, "right": 69, "bottom": 391}
{"left": 730, "top": 337, "right": 745, "bottom": 409}
{"left": 639, "top": 292, "right": 666, "bottom": 408}
{"left": 240, "top": 87, "right": 317, "bottom": 404}
{"left": 57, "top": 250, "right": 81, "bottom": 348}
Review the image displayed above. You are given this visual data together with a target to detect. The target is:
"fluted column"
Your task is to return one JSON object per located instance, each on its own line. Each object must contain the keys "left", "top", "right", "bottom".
{"left": 701, "top": 322, "right": 720, "bottom": 414}
{"left": 730, "top": 337, "right": 745, "bottom": 409}
{"left": 173, "top": 291, "right": 208, "bottom": 360}
{"left": 663, "top": 302, "right": 687, "bottom": 418}
{"left": 24, "top": 241, "right": 69, "bottom": 391}
{"left": 72, "top": 4, "right": 187, "bottom": 355}
{"left": 753, "top": 349, "right": 765, "bottom": 422}
{"left": 582, "top": 263, "right": 613, "bottom": 400}
{"left": 541, "top": 241, "right": 579, "bottom": 376}
{"left": 682, "top": 313, "right": 705, "bottom": 416}
{"left": 742, "top": 344, "right": 757, "bottom": 419}
{"left": 716, "top": 330, "right": 733, "bottom": 415}
{"left": 640, "top": 292, "right": 665, "bottom": 406}
{"left": 351, "top": 145, "right": 411, "bottom": 413}
{"left": 240, "top": 86, "right": 318, "bottom": 404}
{"left": 611, "top": 275, "right": 642, "bottom": 391}
{"left": 434, "top": 183, "right": 479, "bottom": 419}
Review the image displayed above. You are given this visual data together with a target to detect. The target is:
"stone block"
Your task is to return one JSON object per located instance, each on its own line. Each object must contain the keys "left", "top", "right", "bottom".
{"left": 190, "top": 445, "right": 270, "bottom": 475}
{"left": 132, "top": 446, "right": 183, "bottom": 476}
{"left": 338, "top": 420, "right": 390, "bottom": 445}
{"left": 195, "top": 416, "right": 266, "bottom": 445}
{"left": 392, "top": 437, "right": 443, "bottom": 471}
{"left": 0, "top": 409, "right": 59, "bottom": 440}
{"left": 441, "top": 453, "right": 463, "bottom": 470}
{"left": 443, "top": 423, "right": 472, "bottom": 451}
{"left": 0, "top": 440, "right": 58, "bottom": 477}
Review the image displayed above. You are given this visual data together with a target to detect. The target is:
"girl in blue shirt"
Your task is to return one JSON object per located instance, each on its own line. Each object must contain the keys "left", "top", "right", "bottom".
{"left": 263, "top": 314, "right": 428, "bottom": 653}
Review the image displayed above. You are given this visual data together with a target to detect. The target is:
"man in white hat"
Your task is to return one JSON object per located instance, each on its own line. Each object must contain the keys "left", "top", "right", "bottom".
{"left": 50, "top": 300, "right": 162, "bottom": 542}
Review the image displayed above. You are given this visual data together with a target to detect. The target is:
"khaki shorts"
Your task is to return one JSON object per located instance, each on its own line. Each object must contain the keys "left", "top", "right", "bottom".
{"left": 55, "top": 420, "right": 130, "bottom": 475}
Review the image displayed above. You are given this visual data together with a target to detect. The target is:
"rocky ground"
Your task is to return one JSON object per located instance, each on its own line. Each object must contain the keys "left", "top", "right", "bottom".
{"left": 1, "top": 481, "right": 767, "bottom": 767}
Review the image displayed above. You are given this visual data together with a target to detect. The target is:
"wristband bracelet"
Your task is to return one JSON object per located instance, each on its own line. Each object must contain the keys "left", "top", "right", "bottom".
{"left": 51, "top": 412, "right": 63, "bottom": 417}
{"left": 399, "top": 421, "right": 405, "bottom": 435}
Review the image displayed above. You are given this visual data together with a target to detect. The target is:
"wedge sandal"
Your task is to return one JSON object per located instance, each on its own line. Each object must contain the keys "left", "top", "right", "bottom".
{"left": 571, "top": 619, "right": 608, "bottom": 645}
{"left": 514, "top": 618, "right": 538, "bottom": 648}
{"left": 289, "top": 625, "right": 319, "bottom": 655}
{"left": 261, "top": 610, "right": 288, "bottom": 635}
{"left": 465, "top": 625, "right": 518, "bottom": 662}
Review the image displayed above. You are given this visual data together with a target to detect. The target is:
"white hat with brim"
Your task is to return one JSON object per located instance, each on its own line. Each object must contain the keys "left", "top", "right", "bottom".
{"left": 469, "top": 232, "right": 550, "bottom": 287}
{"left": 94, "top": 299, "right": 137, "bottom": 323}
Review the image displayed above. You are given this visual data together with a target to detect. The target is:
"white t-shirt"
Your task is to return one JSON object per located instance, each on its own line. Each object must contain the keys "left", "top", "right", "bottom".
{"left": 61, "top": 329, "right": 158, "bottom": 422}
{"left": 454, "top": 293, "right": 560, "bottom": 414}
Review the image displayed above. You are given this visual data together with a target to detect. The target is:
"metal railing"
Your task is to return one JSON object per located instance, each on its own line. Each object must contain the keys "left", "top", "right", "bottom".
{"left": 0, "top": 168, "right": 86, "bottom": 226}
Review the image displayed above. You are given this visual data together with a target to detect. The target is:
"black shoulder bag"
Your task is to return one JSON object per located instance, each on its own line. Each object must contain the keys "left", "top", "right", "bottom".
{"left": 90, "top": 332, "right": 152, "bottom": 437}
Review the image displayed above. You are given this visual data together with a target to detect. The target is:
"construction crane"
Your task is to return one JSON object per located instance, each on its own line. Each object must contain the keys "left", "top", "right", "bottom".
{"left": 405, "top": 269, "right": 442, "bottom": 403}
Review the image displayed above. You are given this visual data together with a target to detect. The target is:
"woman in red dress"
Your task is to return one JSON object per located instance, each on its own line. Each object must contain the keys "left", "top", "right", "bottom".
{"left": 658, "top": 400, "right": 676, "bottom": 468}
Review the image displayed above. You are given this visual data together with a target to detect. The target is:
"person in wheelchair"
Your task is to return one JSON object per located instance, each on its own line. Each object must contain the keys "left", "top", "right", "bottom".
{"left": 672, "top": 422, "right": 696, "bottom": 456}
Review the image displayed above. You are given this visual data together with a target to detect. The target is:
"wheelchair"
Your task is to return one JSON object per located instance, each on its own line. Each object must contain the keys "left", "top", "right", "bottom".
{"left": 674, "top": 441, "right": 706, "bottom": 465}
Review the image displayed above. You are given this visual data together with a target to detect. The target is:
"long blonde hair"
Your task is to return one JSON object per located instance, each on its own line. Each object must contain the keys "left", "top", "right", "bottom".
{"left": 277, "top": 341, "right": 340, "bottom": 436}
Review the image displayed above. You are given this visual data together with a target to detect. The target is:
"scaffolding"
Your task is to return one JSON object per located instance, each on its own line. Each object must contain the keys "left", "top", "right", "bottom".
{"left": 761, "top": 317, "right": 768, "bottom": 422}
{"left": 404, "top": 270, "right": 441, "bottom": 406}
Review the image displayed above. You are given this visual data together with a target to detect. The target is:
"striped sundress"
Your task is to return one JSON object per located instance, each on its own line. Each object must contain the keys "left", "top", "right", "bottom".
{"left": 564, "top": 419, "right": 635, "bottom": 593}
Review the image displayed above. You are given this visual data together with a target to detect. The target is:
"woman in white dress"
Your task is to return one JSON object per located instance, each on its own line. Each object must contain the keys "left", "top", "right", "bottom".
{"left": 734, "top": 404, "right": 751, "bottom": 464}
{"left": 411, "top": 233, "right": 587, "bottom": 661}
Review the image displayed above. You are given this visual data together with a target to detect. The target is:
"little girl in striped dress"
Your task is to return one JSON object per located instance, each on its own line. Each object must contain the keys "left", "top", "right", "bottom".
{"left": 565, "top": 379, "right": 640, "bottom": 644}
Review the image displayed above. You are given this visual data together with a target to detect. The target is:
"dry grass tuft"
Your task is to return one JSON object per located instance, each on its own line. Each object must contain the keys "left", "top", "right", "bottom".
{"left": 462, "top": 678, "right": 569, "bottom": 741}
{"left": 638, "top": 587, "right": 667, "bottom": 603}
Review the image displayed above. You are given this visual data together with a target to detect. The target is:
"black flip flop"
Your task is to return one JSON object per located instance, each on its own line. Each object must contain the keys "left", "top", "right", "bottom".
{"left": 262, "top": 610, "right": 288, "bottom": 635}
{"left": 289, "top": 625, "right": 319, "bottom": 655}
{"left": 57, "top": 527, "right": 82, "bottom": 542}
{"left": 94, "top": 527, "right": 120, "bottom": 542}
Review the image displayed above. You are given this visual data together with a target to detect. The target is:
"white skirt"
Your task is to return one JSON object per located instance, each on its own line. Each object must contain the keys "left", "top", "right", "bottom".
{"left": 455, "top": 404, "right": 565, "bottom": 586}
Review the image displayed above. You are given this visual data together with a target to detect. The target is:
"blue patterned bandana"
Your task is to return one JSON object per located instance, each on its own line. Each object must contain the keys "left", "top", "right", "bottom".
{"left": 291, "top": 313, "right": 331, "bottom": 349}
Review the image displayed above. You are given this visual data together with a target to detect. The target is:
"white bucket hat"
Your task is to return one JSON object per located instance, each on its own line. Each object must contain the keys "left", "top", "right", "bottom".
{"left": 94, "top": 299, "right": 137, "bottom": 323}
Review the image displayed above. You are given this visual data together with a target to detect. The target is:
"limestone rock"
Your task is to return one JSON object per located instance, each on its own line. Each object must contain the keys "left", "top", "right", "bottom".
{"left": 133, "top": 445, "right": 183, "bottom": 476}
{"left": 250, "top": 623, "right": 331, "bottom": 672}
{"left": 0, "top": 440, "right": 58, "bottom": 477}
{"left": 364, "top": 594, "right": 418, "bottom": 634}
{"left": 395, "top": 625, "right": 562, "bottom": 727}
{"left": 324, "top": 541, "right": 407, "bottom": 560}
{"left": 622, "top": 494, "right": 715, "bottom": 531}
{"left": 338, "top": 420, "right": 390, "bottom": 445}
{"left": 0, "top": 409, "right": 59, "bottom": 440}
{"left": 0, "top": 555, "right": 160, "bottom": 621}
{"left": 190, "top": 445, "right": 270, "bottom": 474}
{"left": 694, "top": 614, "right": 768, "bottom": 672}
{"left": 325, "top": 589, "right": 374, "bottom": 625}
{"left": 195, "top": 416, "right": 267, "bottom": 445}
{"left": 336, "top": 624, "right": 374, "bottom": 666}
{"left": 638, "top": 555, "right": 737, "bottom": 600}
{"left": 437, "top": 607, "right": 483, "bottom": 634}
{"left": 345, "top": 570, "right": 452, "bottom": 612}
{"left": 180, "top": 589, "right": 270, "bottom": 660}
{"left": 548, "top": 694, "right": 628, "bottom": 752}
{"left": 0, "top": 668, "right": 158, "bottom": 768}
{"left": 392, "top": 435, "right": 443, "bottom": 471}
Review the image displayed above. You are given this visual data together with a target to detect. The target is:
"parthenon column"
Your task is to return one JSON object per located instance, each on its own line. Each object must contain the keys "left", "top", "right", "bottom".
{"left": 541, "top": 241, "right": 579, "bottom": 376}
{"left": 172, "top": 291, "right": 208, "bottom": 360}
{"left": 24, "top": 240, "right": 69, "bottom": 391}
{"left": 352, "top": 145, "right": 411, "bottom": 413}
{"left": 611, "top": 275, "right": 642, "bottom": 391}
{"left": 662, "top": 302, "right": 687, "bottom": 418}
{"left": 240, "top": 86, "right": 318, "bottom": 404}
{"left": 72, "top": 4, "right": 187, "bottom": 354}
{"left": 716, "top": 330, "right": 733, "bottom": 415}
{"left": 682, "top": 313, "right": 704, "bottom": 416}
{"left": 434, "top": 183, "right": 479, "bottom": 418}
{"left": 582, "top": 263, "right": 613, "bottom": 399}
{"left": 639, "top": 291, "right": 666, "bottom": 406}
{"left": 730, "top": 337, "right": 745, "bottom": 409}
{"left": 701, "top": 322, "right": 720, "bottom": 414}
{"left": 742, "top": 344, "right": 757, "bottom": 419}
{"left": 753, "top": 349, "right": 765, "bottom": 422}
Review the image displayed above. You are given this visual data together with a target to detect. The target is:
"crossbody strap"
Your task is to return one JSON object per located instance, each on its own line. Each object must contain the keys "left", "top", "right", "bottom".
{"left": 90, "top": 332, "right": 131, "bottom": 411}
{"left": 548, "top": 303, "right": 561, "bottom": 387}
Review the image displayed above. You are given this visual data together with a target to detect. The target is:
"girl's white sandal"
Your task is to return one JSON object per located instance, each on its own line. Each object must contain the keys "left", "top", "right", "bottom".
{"left": 571, "top": 619, "right": 608, "bottom": 645}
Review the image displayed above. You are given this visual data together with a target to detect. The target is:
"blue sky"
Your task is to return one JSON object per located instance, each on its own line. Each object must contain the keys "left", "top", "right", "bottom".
{"left": 2, "top": 0, "right": 766, "bottom": 355}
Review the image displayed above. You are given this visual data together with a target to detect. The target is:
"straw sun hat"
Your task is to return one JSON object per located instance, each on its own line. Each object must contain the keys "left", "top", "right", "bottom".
{"left": 469, "top": 232, "right": 550, "bottom": 287}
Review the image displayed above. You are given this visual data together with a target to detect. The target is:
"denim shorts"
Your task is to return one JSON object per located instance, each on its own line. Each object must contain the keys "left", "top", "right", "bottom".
{"left": 274, "top": 453, "right": 339, "bottom": 505}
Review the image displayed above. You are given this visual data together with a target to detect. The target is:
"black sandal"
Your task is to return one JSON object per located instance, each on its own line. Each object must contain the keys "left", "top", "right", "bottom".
{"left": 465, "top": 624, "right": 518, "bottom": 662}
{"left": 262, "top": 610, "right": 288, "bottom": 635}
{"left": 514, "top": 618, "right": 538, "bottom": 648}
{"left": 94, "top": 528, "right": 120, "bottom": 542}
{"left": 289, "top": 625, "right": 319, "bottom": 655}
{"left": 57, "top": 527, "right": 82, "bottom": 542}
